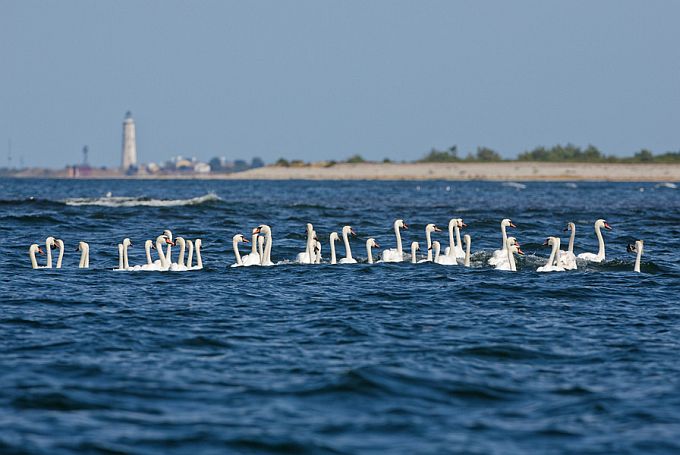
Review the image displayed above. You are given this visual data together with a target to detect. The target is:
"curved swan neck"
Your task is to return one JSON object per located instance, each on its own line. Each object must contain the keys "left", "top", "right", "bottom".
{"left": 454, "top": 225, "right": 462, "bottom": 250}
{"left": 545, "top": 239, "right": 559, "bottom": 267}
{"left": 29, "top": 247, "right": 39, "bottom": 269}
{"left": 233, "top": 239, "right": 243, "bottom": 265}
{"left": 45, "top": 239, "right": 53, "bottom": 268}
{"left": 145, "top": 242, "right": 153, "bottom": 265}
{"left": 367, "top": 243, "right": 374, "bottom": 264}
{"left": 342, "top": 229, "right": 352, "bottom": 260}
{"left": 330, "top": 236, "right": 337, "bottom": 265}
{"left": 177, "top": 240, "right": 186, "bottom": 267}
{"left": 156, "top": 238, "right": 169, "bottom": 268}
{"left": 595, "top": 224, "right": 606, "bottom": 259}
{"left": 56, "top": 241, "right": 64, "bottom": 269}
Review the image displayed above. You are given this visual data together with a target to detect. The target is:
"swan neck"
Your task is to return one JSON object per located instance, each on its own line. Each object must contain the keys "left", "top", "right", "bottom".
{"left": 454, "top": 225, "right": 462, "bottom": 249}
{"left": 118, "top": 245, "right": 124, "bottom": 269}
{"left": 123, "top": 243, "right": 130, "bottom": 269}
{"left": 500, "top": 224, "right": 508, "bottom": 250}
{"left": 146, "top": 243, "right": 153, "bottom": 265}
{"left": 56, "top": 244, "right": 64, "bottom": 269}
{"left": 233, "top": 239, "right": 243, "bottom": 265}
{"left": 45, "top": 240, "right": 53, "bottom": 268}
{"left": 156, "top": 240, "right": 168, "bottom": 268}
{"left": 426, "top": 230, "right": 432, "bottom": 261}
{"left": 464, "top": 243, "right": 471, "bottom": 267}
{"left": 330, "top": 237, "right": 337, "bottom": 264}
{"left": 568, "top": 227, "right": 575, "bottom": 253}
{"left": 251, "top": 233, "right": 259, "bottom": 254}
{"left": 30, "top": 248, "right": 38, "bottom": 269}
{"left": 178, "top": 242, "right": 186, "bottom": 267}
{"left": 195, "top": 243, "right": 202, "bottom": 268}
{"left": 634, "top": 245, "right": 642, "bottom": 273}
{"left": 342, "top": 230, "right": 352, "bottom": 260}
{"left": 448, "top": 223, "right": 455, "bottom": 254}
{"left": 367, "top": 245, "right": 373, "bottom": 264}
{"left": 395, "top": 224, "right": 403, "bottom": 254}
{"left": 595, "top": 224, "right": 605, "bottom": 259}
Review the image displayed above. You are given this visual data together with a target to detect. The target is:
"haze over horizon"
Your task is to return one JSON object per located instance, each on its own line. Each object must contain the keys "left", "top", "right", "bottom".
{"left": 2, "top": 1, "right": 679, "bottom": 169}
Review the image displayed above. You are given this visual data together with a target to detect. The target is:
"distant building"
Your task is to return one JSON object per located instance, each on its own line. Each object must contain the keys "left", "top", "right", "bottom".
{"left": 121, "top": 111, "right": 137, "bottom": 171}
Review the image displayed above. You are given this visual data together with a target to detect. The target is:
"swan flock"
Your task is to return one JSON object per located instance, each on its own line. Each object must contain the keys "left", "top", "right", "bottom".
{"left": 29, "top": 218, "right": 645, "bottom": 273}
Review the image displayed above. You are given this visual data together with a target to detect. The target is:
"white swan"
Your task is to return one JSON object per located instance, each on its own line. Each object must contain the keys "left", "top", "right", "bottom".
{"left": 381, "top": 219, "right": 408, "bottom": 262}
{"left": 577, "top": 219, "right": 612, "bottom": 262}
{"left": 163, "top": 229, "right": 173, "bottom": 264}
{"left": 42, "top": 236, "right": 57, "bottom": 268}
{"left": 170, "top": 237, "right": 188, "bottom": 271}
{"left": 366, "top": 238, "right": 380, "bottom": 264}
{"left": 463, "top": 234, "right": 471, "bottom": 267}
{"left": 190, "top": 239, "right": 203, "bottom": 270}
{"left": 339, "top": 225, "right": 358, "bottom": 264}
{"left": 296, "top": 223, "right": 315, "bottom": 264}
{"left": 628, "top": 240, "right": 644, "bottom": 273}
{"left": 495, "top": 238, "right": 523, "bottom": 272}
{"left": 488, "top": 219, "right": 516, "bottom": 266}
{"left": 241, "top": 231, "right": 262, "bottom": 267}
{"left": 410, "top": 242, "right": 420, "bottom": 264}
{"left": 29, "top": 244, "right": 46, "bottom": 269}
{"left": 443, "top": 218, "right": 466, "bottom": 259}
{"left": 186, "top": 240, "right": 194, "bottom": 269}
{"left": 254, "top": 225, "right": 274, "bottom": 266}
{"left": 115, "top": 238, "right": 133, "bottom": 271}
{"left": 76, "top": 241, "right": 90, "bottom": 268}
{"left": 329, "top": 232, "right": 339, "bottom": 264}
{"left": 537, "top": 237, "right": 566, "bottom": 272}
{"left": 557, "top": 222, "right": 578, "bottom": 270}
{"left": 424, "top": 224, "right": 441, "bottom": 262}
{"left": 231, "top": 234, "right": 250, "bottom": 267}
{"left": 132, "top": 240, "right": 156, "bottom": 271}
{"left": 55, "top": 239, "right": 64, "bottom": 269}
{"left": 154, "top": 234, "right": 173, "bottom": 270}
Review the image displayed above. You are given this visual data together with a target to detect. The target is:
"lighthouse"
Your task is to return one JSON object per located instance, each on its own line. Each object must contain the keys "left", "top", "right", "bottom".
{"left": 121, "top": 111, "right": 137, "bottom": 171}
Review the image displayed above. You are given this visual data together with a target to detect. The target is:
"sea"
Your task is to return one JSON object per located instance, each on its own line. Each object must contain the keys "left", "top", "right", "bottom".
{"left": 1, "top": 178, "right": 679, "bottom": 454}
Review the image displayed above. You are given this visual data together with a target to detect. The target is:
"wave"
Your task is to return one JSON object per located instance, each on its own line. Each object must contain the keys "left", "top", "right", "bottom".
{"left": 62, "top": 192, "right": 222, "bottom": 207}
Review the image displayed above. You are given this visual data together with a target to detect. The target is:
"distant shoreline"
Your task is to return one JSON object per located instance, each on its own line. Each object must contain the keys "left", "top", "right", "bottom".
{"left": 4, "top": 162, "right": 680, "bottom": 182}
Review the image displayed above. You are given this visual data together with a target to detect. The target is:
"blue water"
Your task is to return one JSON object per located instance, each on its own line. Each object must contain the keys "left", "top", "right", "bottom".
{"left": 1, "top": 178, "right": 679, "bottom": 454}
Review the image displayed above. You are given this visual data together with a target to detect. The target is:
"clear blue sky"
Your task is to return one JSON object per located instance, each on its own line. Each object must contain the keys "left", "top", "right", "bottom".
{"left": 2, "top": 0, "right": 679, "bottom": 168}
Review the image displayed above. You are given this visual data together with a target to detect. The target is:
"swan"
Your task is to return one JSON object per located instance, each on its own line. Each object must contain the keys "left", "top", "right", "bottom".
{"left": 463, "top": 234, "right": 471, "bottom": 267}
{"left": 495, "top": 238, "right": 523, "bottom": 272}
{"left": 76, "top": 241, "right": 90, "bottom": 268}
{"left": 154, "top": 234, "right": 173, "bottom": 270}
{"left": 132, "top": 240, "right": 156, "bottom": 271}
{"left": 170, "top": 237, "right": 188, "bottom": 271}
{"left": 241, "top": 231, "right": 262, "bottom": 267}
{"left": 366, "top": 238, "right": 380, "bottom": 264}
{"left": 577, "top": 219, "right": 612, "bottom": 262}
{"left": 296, "top": 223, "right": 315, "bottom": 264}
{"left": 28, "top": 244, "right": 46, "bottom": 269}
{"left": 432, "top": 241, "right": 441, "bottom": 263}
{"left": 411, "top": 242, "right": 420, "bottom": 264}
{"left": 55, "top": 239, "right": 64, "bottom": 269}
{"left": 329, "top": 232, "right": 339, "bottom": 264}
{"left": 537, "top": 237, "right": 566, "bottom": 272}
{"left": 424, "top": 224, "right": 441, "bottom": 262}
{"left": 557, "top": 222, "right": 578, "bottom": 270}
{"left": 231, "top": 234, "right": 250, "bottom": 267}
{"left": 443, "top": 219, "right": 466, "bottom": 259}
{"left": 627, "top": 240, "right": 644, "bottom": 273}
{"left": 163, "top": 229, "right": 173, "bottom": 264}
{"left": 190, "top": 239, "right": 203, "bottom": 270}
{"left": 42, "top": 236, "right": 57, "bottom": 268}
{"left": 253, "top": 225, "right": 274, "bottom": 266}
{"left": 115, "top": 238, "right": 133, "bottom": 271}
{"left": 339, "top": 225, "right": 358, "bottom": 264}
{"left": 381, "top": 219, "right": 408, "bottom": 262}
{"left": 488, "top": 219, "right": 516, "bottom": 265}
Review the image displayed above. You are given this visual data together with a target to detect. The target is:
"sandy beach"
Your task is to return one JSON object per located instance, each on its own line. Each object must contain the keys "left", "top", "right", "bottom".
{"left": 225, "top": 162, "right": 680, "bottom": 182}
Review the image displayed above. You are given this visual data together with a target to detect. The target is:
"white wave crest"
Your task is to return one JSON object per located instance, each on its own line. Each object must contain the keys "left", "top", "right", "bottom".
{"left": 64, "top": 192, "right": 222, "bottom": 207}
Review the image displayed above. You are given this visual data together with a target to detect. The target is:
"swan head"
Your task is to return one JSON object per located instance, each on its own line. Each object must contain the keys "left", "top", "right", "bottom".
{"left": 163, "top": 230, "right": 173, "bottom": 240}
{"left": 342, "top": 225, "right": 356, "bottom": 236}
{"left": 330, "top": 232, "right": 339, "bottom": 242}
{"left": 627, "top": 240, "right": 643, "bottom": 254}
{"left": 395, "top": 219, "right": 408, "bottom": 230}
{"left": 56, "top": 239, "right": 64, "bottom": 249}
{"left": 426, "top": 223, "right": 441, "bottom": 233}
{"left": 30, "top": 244, "right": 45, "bottom": 255}
{"left": 75, "top": 241, "right": 88, "bottom": 252}
{"left": 457, "top": 218, "right": 467, "bottom": 228}
{"left": 123, "top": 238, "right": 132, "bottom": 248}
{"left": 144, "top": 239, "right": 156, "bottom": 250}
{"left": 506, "top": 236, "right": 519, "bottom": 247}
{"left": 175, "top": 237, "right": 185, "bottom": 248}
{"left": 595, "top": 219, "right": 612, "bottom": 230}
{"left": 563, "top": 222, "right": 575, "bottom": 232}
{"left": 501, "top": 219, "right": 516, "bottom": 228}
{"left": 305, "top": 223, "right": 314, "bottom": 233}
{"left": 432, "top": 240, "right": 441, "bottom": 254}
{"left": 233, "top": 234, "right": 249, "bottom": 243}
{"left": 543, "top": 237, "right": 558, "bottom": 246}
{"left": 195, "top": 239, "right": 202, "bottom": 248}
{"left": 509, "top": 244, "right": 524, "bottom": 256}
{"left": 367, "top": 238, "right": 380, "bottom": 249}
{"left": 411, "top": 241, "right": 420, "bottom": 252}
{"left": 45, "top": 236, "right": 57, "bottom": 249}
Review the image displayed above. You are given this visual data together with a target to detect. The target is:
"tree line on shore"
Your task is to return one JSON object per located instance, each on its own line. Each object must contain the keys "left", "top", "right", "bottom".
{"left": 273, "top": 143, "right": 680, "bottom": 167}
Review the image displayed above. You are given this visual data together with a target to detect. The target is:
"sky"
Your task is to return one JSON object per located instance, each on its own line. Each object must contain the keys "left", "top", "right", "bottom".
{"left": 1, "top": 1, "right": 679, "bottom": 168}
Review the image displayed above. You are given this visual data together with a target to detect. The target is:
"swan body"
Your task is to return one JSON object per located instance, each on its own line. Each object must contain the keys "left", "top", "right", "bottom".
{"left": 366, "top": 238, "right": 380, "bottom": 264}
{"left": 339, "top": 225, "right": 358, "bottom": 264}
{"left": 537, "top": 237, "right": 566, "bottom": 272}
{"left": 242, "top": 232, "right": 262, "bottom": 267}
{"left": 29, "top": 244, "right": 46, "bottom": 269}
{"left": 76, "top": 241, "right": 90, "bottom": 268}
{"left": 329, "top": 232, "right": 339, "bottom": 264}
{"left": 436, "top": 226, "right": 460, "bottom": 265}
{"left": 557, "top": 222, "right": 578, "bottom": 270}
{"left": 488, "top": 219, "right": 516, "bottom": 265}
{"left": 381, "top": 219, "right": 408, "bottom": 263}
{"left": 628, "top": 240, "right": 644, "bottom": 273}
{"left": 231, "top": 234, "right": 250, "bottom": 267}
{"left": 577, "top": 219, "right": 612, "bottom": 262}
{"left": 411, "top": 242, "right": 420, "bottom": 264}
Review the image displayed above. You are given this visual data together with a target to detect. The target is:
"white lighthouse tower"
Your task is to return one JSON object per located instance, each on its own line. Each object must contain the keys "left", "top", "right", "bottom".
{"left": 121, "top": 111, "right": 137, "bottom": 171}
